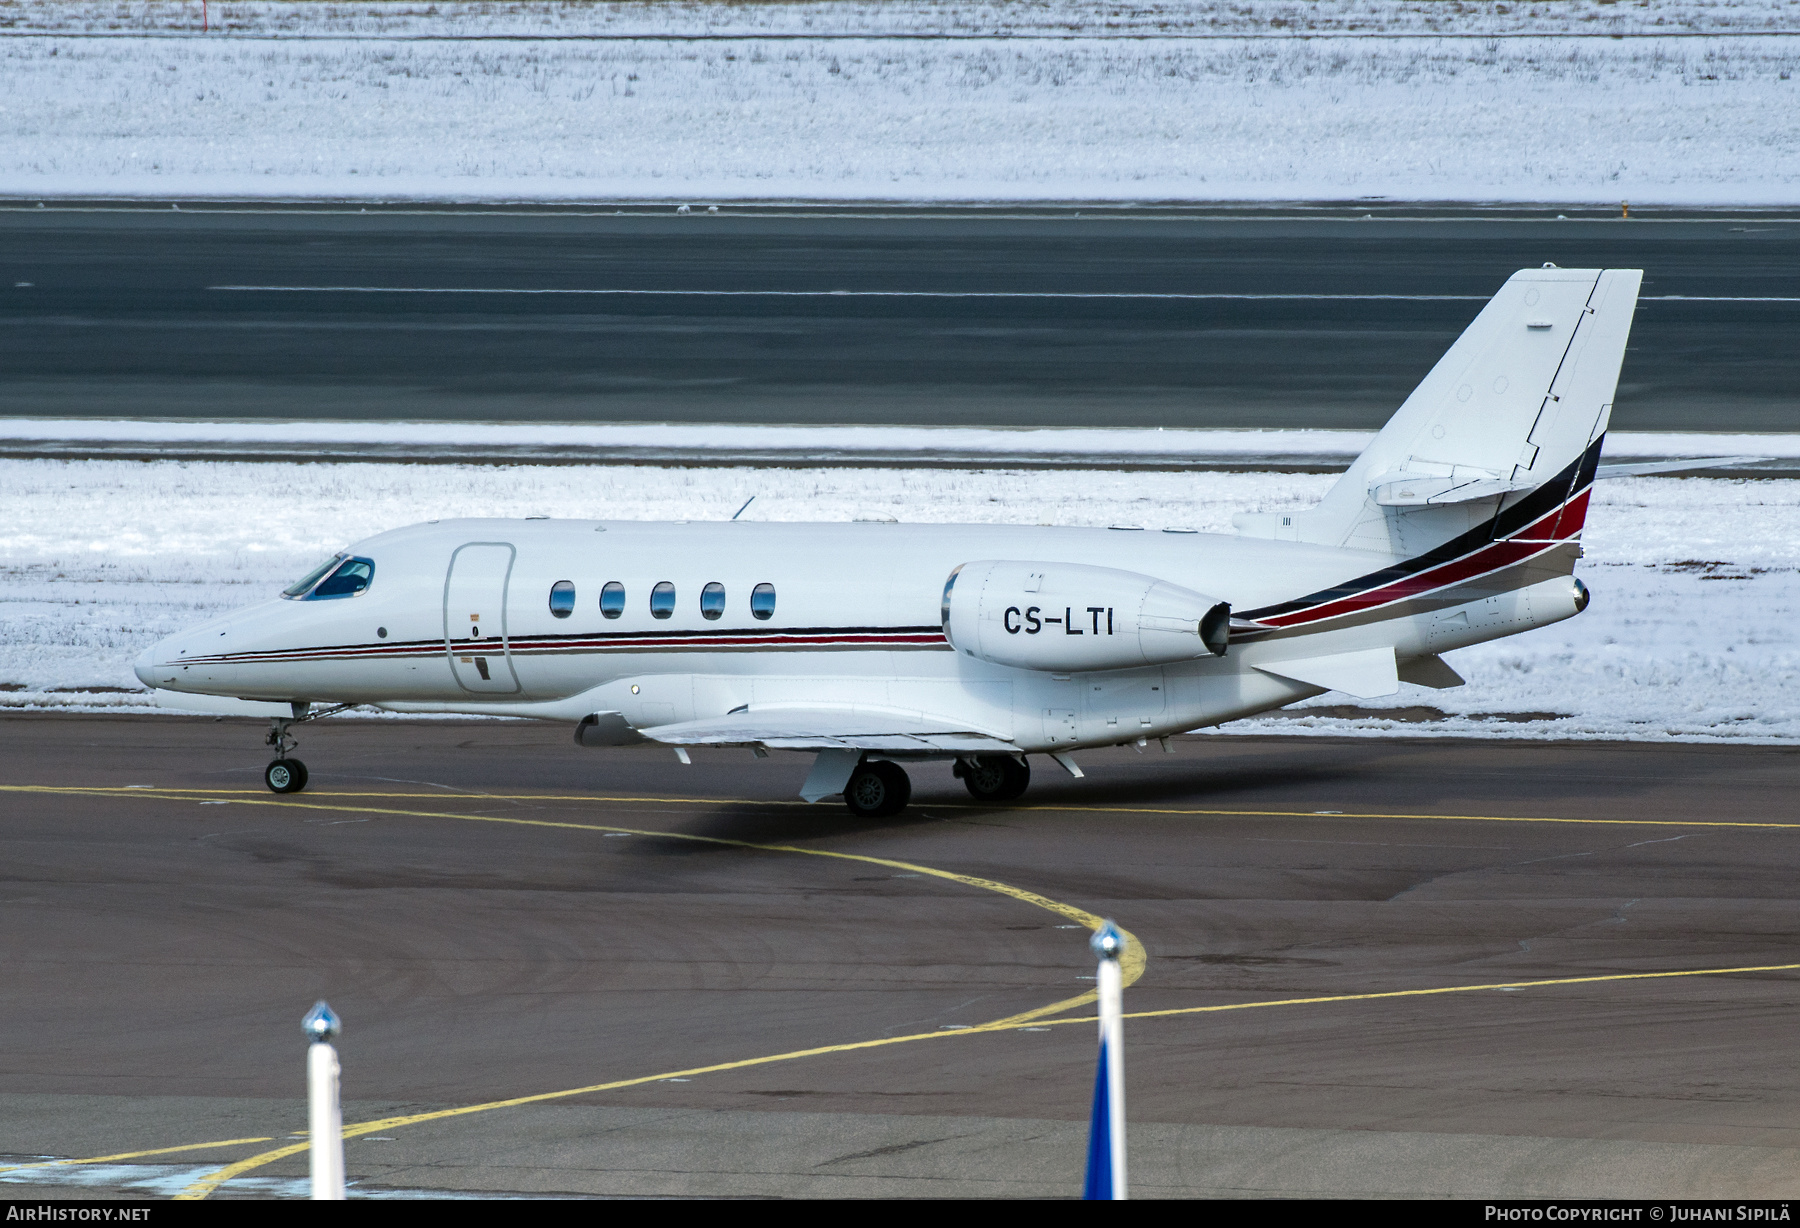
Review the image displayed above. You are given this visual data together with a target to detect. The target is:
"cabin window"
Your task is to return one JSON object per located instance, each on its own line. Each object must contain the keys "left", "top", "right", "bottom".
{"left": 700, "top": 582, "right": 726, "bottom": 620}
{"left": 548, "top": 581, "right": 576, "bottom": 619}
{"left": 600, "top": 581, "right": 625, "bottom": 619}
{"left": 751, "top": 582, "right": 776, "bottom": 621}
{"left": 283, "top": 554, "right": 343, "bottom": 599}
{"left": 307, "top": 556, "right": 375, "bottom": 600}
{"left": 650, "top": 581, "right": 676, "bottom": 619}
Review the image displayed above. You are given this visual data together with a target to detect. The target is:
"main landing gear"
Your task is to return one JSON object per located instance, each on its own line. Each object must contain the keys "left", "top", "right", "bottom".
{"left": 843, "top": 759, "right": 912, "bottom": 818}
{"left": 837, "top": 754, "right": 1033, "bottom": 818}
{"left": 262, "top": 701, "right": 353, "bottom": 794}
{"left": 955, "top": 754, "right": 1031, "bottom": 804}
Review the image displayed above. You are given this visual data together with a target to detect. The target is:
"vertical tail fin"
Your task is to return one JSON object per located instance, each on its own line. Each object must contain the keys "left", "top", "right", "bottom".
{"left": 1238, "top": 267, "right": 1642, "bottom": 555}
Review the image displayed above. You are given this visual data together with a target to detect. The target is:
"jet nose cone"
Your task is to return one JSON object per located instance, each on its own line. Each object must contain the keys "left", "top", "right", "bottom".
{"left": 134, "top": 636, "right": 174, "bottom": 689}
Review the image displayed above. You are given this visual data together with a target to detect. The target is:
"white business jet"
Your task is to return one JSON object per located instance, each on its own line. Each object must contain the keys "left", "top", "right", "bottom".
{"left": 138, "top": 266, "right": 1646, "bottom": 816}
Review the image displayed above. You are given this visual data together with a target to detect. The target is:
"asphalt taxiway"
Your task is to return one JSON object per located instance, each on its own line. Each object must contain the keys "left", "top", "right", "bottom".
{"left": 3, "top": 715, "right": 1799, "bottom": 1198}
{"left": 3, "top": 202, "right": 1799, "bottom": 433}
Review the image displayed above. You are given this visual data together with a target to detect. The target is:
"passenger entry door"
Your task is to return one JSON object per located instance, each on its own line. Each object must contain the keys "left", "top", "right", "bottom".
{"left": 444, "top": 543, "right": 521, "bottom": 694}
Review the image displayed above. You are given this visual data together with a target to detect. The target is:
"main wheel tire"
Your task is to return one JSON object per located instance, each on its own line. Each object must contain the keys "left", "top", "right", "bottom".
{"left": 959, "top": 754, "right": 1030, "bottom": 803}
{"left": 265, "top": 757, "right": 308, "bottom": 794}
{"left": 844, "top": 760, "right": 911, "bottom": 818}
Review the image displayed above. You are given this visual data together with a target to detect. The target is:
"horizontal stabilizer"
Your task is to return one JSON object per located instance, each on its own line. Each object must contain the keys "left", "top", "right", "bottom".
{"left": 1254, "top": 646, "right": 1400, "bottom": 699}
{"left": 1368, "top": 469, "right": 1536, "bottom": 507}
{"left": 1594, "top": 456, "right": 1768, "bottom": 479}
{"left": 643, "top": 705, "right": 1016, "bottom": 754}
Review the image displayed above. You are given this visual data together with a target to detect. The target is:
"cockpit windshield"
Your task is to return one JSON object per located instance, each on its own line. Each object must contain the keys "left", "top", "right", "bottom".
{"left": 311, "top": 557, "right": 375, "bottom": 599}
{"left": 283, "top": 555, "right": 376, "bottom": 600}
{"left": 283, "top": 555, "right": 343, "bottom": 598}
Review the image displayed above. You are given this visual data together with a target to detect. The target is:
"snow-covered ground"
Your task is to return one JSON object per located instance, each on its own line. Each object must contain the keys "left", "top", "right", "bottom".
{"left": 12, "top": 2, "right": 1800, "bottom": 39}
{"left": 3, "top": 1, "right": 1797, "bottom": 203}
{"left": 4, "top": 455, "right": 1797, "bottom": 744}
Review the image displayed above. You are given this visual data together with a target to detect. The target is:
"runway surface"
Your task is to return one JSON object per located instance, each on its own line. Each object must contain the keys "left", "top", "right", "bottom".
{"left": 3, "top": 203, "right": 1798, "bottom": 432}
{"left": 3, "top": 715, "right": 1800, "bottom": 1198}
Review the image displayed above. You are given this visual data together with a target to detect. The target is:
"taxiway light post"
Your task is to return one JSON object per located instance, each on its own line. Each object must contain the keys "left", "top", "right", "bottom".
{"left": 1083, "top": 921, "right": 1128, "bottom": 1200}
{"left": 303, "top": 1000, "right": 346, "bottom": 1200}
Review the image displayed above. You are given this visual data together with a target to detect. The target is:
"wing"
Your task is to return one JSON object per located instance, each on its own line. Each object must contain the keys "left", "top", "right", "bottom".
{"left": 642, "top": 705, "right": 1016, "bottom": 753}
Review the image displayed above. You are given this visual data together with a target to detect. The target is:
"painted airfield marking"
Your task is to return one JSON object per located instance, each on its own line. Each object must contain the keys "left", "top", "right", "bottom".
{"left": 1, "top": 783, "right": 1141, "bottom": 1198}
{"left": 1045, "top": 962, "right": 1800, "bottom": 1027}
{"left": 188, "top": 964, "right": 1800, "bottom": 1199}
{"left": 18, "top": 959, "right": 1796, "bottom": 1197}
{"left": 7, "top": 784, "right": 1796, "bottom": 831}
{"left": 4, "top": 790, "right": 1074, "bottom": 919}
{"left": 1, "top": 783, "right": 1146, "bottom": 1017}
{"left": 0, "top": 1138, "right": 279, "bottom": 1179}
{"left": 1020, "top": 804, "right": 1800, "bottom": 831}
{"left": 7, "top": 783, "right": 1794, "bottom": 1197}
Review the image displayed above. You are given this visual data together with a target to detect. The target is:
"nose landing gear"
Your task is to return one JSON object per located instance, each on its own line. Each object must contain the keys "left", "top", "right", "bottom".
{"left": 265, "top": 756, "right": 308, "bottom": 794}
{"left": 262, "top": 701, "right": 354, "bottom": 794}
{"left": 265, "top": 706, "right": 309, "bottom": 794}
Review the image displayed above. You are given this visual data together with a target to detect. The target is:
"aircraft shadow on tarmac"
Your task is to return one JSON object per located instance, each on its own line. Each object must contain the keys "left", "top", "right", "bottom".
{"left": 662, "top": 754, "right": 1374, "bottom": 845}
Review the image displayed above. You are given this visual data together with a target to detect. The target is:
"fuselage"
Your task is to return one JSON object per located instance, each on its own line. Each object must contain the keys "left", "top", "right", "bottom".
{"left": 135, "top": 515, "right": 1585, "bottom": 754}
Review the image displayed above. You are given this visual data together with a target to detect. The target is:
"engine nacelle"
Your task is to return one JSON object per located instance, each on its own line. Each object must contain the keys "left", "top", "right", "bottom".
{"left": 942, "top": 560, "right": 1230, "bottom": 673}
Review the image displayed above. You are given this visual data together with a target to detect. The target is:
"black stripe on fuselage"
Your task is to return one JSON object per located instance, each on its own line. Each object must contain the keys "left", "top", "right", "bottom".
{"left": 173, "top": 625, "right": 947, "bottom": 666}
{"left": 1235, "top": 435, "right": 1601, "bottom": 624}
{"left": 505, "top": 624, "right": 944, "bottom": 647}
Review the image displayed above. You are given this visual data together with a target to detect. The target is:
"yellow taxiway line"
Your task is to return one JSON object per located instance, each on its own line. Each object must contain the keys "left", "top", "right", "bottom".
{"left": 8, "top": 783, "right": 1797, "bottom": 830}
{"left": 1, "top": 782, "right": 1141, "bottom": 1198}
{"left": 1037, "top": 961, "right": 1800, "bottom": 1027}
{"left": 8, "top": 959, "right": 1795, "bottom": 1196}
{"left": 0, "top": 1138, "right": 278, "bottom": 1179}
{"left": 4, "top": 783, "right": 1794, "bottom": 1197}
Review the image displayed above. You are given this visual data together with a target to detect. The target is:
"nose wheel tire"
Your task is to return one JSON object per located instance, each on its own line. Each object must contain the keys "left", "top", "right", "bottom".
{"left": 265, "top": 758, "right": 308, "bottom": 794}
{"left": 844, "top": 760, "right": 911, "bottom": 818}
{"left": 957, "top": 754, "right": 1030, "bottom": 803}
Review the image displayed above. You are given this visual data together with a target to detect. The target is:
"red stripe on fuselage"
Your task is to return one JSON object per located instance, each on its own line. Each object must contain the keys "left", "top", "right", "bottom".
{"left": 510, "top": 633, "right": 945, "bottom": 651}
{"left": 1255, "top": 493, "right": 1582, "bottom": 630}
{"left": 1546, "top": 487, "right": 1593, "bottom": 542}
{"left": 171, "top": 630, "right": 948, "bottom": 667}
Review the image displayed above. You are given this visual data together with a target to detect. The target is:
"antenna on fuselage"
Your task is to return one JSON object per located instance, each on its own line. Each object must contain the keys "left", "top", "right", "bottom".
{"left": 731, "top": 496, "right": 756, "bottom": 521}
